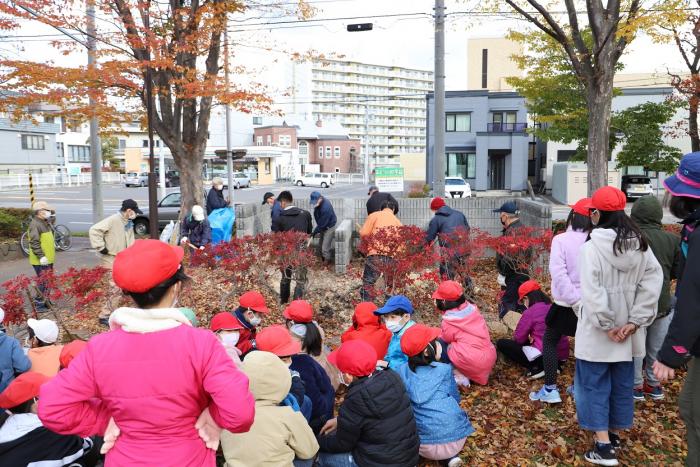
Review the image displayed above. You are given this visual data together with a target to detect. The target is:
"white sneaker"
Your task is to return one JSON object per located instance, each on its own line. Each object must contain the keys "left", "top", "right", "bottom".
{"left": 447, "top": 457, "right": 463, "bottom": 467}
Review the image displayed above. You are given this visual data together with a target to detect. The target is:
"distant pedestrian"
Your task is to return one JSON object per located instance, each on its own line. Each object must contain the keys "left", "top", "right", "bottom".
{"left": 310, "top": 191, "right": 337, "bottom": 265}
{"left": 206, "top": 177, "right": 228, "bottom": 215}
{"left": 273, "top": 191, "right": 313, "bottom": 304}
{"left": 359, "top": 199, "right": 402, "bottom": 301}
{"left": 180, "top": 205, "right": 211, "bottom": 249}
{"left": 27, "top": 201, "right": 56, "bottom": 310}
{"left": 493, "top": 201, "right": 529, "bottom": 318}
{"left": 89, "top": 199, "right": 139, "bottom": 326}
{"left": 426, "top": 197, "right": 471, "bottom": 290}
{"left": 263, "top": 192, "right": 282, "bottom": 229}
{"left": 366, "top": 185, "right": 399, "bottom": 215}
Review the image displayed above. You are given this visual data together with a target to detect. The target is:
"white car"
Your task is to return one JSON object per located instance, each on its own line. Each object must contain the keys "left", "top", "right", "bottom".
{"left": 213, "top": 172, "right": 252, "bottom": 189}
{"left": 125, "top": 172, "right": 148, "bottom": 187}
{"left": 295, "top": 173, "right": 335, "bottom": 188}
{"left": 445, "top": 177, "right": 472, "bottom": 198}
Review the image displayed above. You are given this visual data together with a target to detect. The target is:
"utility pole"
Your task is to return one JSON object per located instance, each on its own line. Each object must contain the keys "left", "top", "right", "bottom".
{"left": 86, "top": 0, "right": 103, "bottom": 223}
{"left": 433, "top": 0, "right": 446, "bottom": 198}
{"left": 158, "top": 140, "right": 165, "bottom": 200}
{"left": 144, "top": 7, "right": 158, "bottom": 238}
{"left": 363, "top": 103, "right": 370, "bottom": 185}
{"left": 224, "top": 28, "right": 234, "bottom": 206}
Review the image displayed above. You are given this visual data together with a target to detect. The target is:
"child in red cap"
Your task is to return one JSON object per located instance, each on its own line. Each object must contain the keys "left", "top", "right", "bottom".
{"left": 210, "top": 312, "right": 246, "bottom": 367}
{"left": 232, "top": 290, "right": 270, "bottom": 356}
{"left": 340, "top": 302, "right": 392, "bottom": 361}
{"left": 316, "top": 340, "right": 420, "bottom": 467}
{"left": 0, "top": 372, "right": 97, "bottom": 466}
{"left": 397, "top": 324, "right": 474, "bottom": 467}
{"left": 284, "top": 300, "right": 339, "bottom": 389}
{"left": 433, "top": 280, "right": 496, "bottom": 386}
{"left": 496, "top": 281, "right": 569, "bottom": 381}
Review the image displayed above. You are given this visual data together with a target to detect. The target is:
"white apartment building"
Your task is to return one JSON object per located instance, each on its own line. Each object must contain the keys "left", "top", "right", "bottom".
{"left": 308, "top": 59, "right": 433, "bottom": 167}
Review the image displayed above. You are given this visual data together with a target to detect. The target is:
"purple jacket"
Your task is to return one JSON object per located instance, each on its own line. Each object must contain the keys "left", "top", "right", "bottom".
{"left": 513, "top": 302, "right": 569, "bottom": 361}
{"left": 549, "top": 229, "right": 588, "bottom": 307}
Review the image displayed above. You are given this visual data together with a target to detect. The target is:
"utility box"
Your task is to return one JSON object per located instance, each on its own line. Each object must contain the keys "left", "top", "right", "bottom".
{"left": 551, "top": 162, "right": 620, "bottom": 205}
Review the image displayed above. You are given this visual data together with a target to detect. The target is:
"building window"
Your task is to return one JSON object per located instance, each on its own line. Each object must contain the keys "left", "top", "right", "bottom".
{"left": 334, "top": 146, "right": 340, "bottom": 158}
{"left": 118, "top": 139, "right": 126, "bottom": 149}
{"left": 256, "top": 136, "right": 263, "bottom": 146}
{"left": 142, "top": 139, "right": 149, "bottom": 148}
{"left": 264, "top": 159, "right": 271, "bottom": 174}
{"left": 266, "top": 135, "right": 272, "bottom": 145}
{"left": 279, "top": 135, "right": 291, "bottom": 147}
{"left": 21, "top": 134, "right": 45, "bottom": 150}
{"left": 68, "top": 145, "right": 90, "bottom": 162}
{"left": 253, "top": 116, "right": 262, "bottom": 125}
{"left": 319, "top": 146, "right": 324, "bottom": 159}
{"left": 446, "top": 152, "right": 476, "bottom": 179}
{"left": 446, "top": 113, "right": 471, "bottom": 132}
{"left": 298, "top": 141, "right": 308, "bottom": 155}
{"left": 325, "top": 146, "right": 331, "bottom": 158}
{"left": 481, "top": 49, "right": 488, "bottom": 89}
{"left": 44, "top": 116, "right": 55, "bottom": 124}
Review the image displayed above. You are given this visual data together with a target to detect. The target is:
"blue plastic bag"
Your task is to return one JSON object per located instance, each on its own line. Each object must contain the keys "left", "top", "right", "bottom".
{"left": 208, "top": 207, "right": 235, "bottom": 245}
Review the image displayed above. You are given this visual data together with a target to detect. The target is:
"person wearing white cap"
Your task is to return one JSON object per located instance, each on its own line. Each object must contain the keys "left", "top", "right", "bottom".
{"left": 26, "top": 319, "right": 62, "bottom": 378}
{"left": 180, "top": 205, "right": 211, "bottom": 249}
{"left": 28, "top": 201, "right": 56, "bottom": 310}
{"left": 0, "top": 308, "right": 31, "bottom": 392}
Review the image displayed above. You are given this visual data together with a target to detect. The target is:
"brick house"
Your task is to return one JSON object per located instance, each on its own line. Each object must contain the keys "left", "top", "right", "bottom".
{"left": 253, "top": 119, "right": 360, "bottom": 174}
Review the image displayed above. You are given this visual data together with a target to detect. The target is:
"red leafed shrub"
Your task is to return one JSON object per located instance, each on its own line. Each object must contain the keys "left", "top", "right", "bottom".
{"left": 1, "top": 275, "right": 33, "bottom": 324}
{"left": 663, "top": 223, "right": 682, "bottom": 236}
{"left": 49, "top": 267, "right": 110, "bottom": 308}
{"left": 479, "top": 225, "right": 553, "bottom": 284}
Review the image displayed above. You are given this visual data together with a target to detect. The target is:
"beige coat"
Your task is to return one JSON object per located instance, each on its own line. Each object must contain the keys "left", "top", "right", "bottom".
{"left": 221, "top": 351, "right": 318, "bottom": 467}
{"left": 89, "top": 213, "right": 134, "bottom": 262}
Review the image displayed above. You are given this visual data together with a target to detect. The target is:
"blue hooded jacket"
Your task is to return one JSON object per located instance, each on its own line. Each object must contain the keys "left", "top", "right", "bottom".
{"left": 312, "top": 198, "right": 337, "bottom": 235}
{"left": 0, "top": 332, "right": 31, "bottom": 392}
{"left": 396, "top": 362, "right": 474, "bottom": 445}
{"left": 385, "top": 320, "right": 415, "bottom": 369}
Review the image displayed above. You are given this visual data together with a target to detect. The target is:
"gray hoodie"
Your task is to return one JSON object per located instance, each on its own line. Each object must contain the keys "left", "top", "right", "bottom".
{"left": 576, "top": 228, "right": 663, "bottom": 362}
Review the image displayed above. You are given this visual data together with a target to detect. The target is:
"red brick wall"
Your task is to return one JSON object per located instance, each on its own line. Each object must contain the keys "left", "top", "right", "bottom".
{"left": 305, "top": 138, "right": 361, "bottom": 173}
{"left": 253, "top": 127, "right": 297, "bottom": 148}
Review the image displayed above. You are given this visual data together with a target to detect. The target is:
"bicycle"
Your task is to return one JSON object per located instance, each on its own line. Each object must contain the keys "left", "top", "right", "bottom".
{"left": 20, "top": 217, "right": 73, "bottom": 256}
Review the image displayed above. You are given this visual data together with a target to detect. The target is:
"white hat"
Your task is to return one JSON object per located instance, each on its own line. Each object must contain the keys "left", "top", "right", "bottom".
{"left": 192, "top": 205, "right": 205, "bottom": 221}
{"left": 27, "top": 318, "right": 59, "bottom": 344}
{"left": 0, "top": 307, "right": 4, "bottom": 324}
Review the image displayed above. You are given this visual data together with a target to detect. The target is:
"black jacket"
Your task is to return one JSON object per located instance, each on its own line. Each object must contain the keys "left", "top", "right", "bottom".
{"left": 658, "top": 211, "right": 700, "bottom": 368}
{"left": 366, "top": 192, "right": 399, "bottom": 215}
{"left": 496, "top": 219, "right": 530, "bottom": 278}
{"left": 317, "top": 368, "right": 419, "bottom": 467}
{"left": 180, "top": 216, "right": 212, "bottom": 247}
{"left": 425, "top": 205, "right": 470, "bottom": 246}
{"left": 0, "top": 423, "right": 95, "bottom": 467}
{"left": 206, "top": 188, "right": 227, "bottom": 215}
{"left": 273, "top": 206, "right": 313, "bottom": 234}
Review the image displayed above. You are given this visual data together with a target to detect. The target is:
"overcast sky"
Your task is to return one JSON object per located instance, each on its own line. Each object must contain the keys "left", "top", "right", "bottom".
{"left": 5, "top": 0, "right": 687, "bottom": 97}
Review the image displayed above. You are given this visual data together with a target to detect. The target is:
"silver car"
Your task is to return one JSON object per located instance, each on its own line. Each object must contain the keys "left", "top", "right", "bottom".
{"left": 125, "top": 172, "right": 148, "bottom": 187}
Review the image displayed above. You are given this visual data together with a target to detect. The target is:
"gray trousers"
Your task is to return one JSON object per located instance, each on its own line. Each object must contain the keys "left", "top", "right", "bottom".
{"left": 681, "top": 358, "right": 700, "bottom": 467}
{"left": 317, "top": 225, "right": 336, "bottom": 261}
{"left": 633, "top": 311, "right": 674, "bottom": 387}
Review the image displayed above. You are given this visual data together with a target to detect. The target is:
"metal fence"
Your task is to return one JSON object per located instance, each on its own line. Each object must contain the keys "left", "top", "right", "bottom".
{"left": 0, "top": 172, "right": 123, "bottom": 190}
{"left": 333, "top": 173, "right": 364, "bottom": 184}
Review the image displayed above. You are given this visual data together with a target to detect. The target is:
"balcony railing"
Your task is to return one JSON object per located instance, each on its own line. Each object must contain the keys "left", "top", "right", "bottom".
{"left": 487, "top": 122, "right": 528, "bottom": 132}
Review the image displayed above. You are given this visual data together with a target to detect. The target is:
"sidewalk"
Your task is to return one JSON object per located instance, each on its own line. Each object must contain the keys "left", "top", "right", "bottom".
{"left": 0, "top": 237, "right": 99, "bottom": 287}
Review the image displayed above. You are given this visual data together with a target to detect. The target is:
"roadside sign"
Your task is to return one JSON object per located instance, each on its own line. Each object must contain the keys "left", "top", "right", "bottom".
{"left": 375, "top": 167, "right": 404, "bottom": 192}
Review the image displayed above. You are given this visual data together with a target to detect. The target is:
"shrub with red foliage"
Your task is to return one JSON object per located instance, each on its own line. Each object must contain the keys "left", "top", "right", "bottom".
{"left": 478, "top": 225, "right": 553, "bottom": 284}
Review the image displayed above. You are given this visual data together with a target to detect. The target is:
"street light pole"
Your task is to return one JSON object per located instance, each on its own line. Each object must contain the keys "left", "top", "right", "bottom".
{"left": 364, "top": 103, "right": 370, "bottom": 185}
{"left": 224, "top": 28, "right": 234, "bottom": 205}
{"left": 433, "top": 0, "right": 446, "bottom": 198}
{"left": 143, "top": 7, "right": 158, "bottom": 238}
{"left": 86, "top": 0, "right": 103, "bottom": 223}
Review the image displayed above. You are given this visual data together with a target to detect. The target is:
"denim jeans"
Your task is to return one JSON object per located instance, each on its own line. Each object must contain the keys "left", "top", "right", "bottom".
{"left": 633, "top": 311, "right": 674, "bottom": 387}
{"left": 316, "top": 452, "right": 358, "bottom": 467}
{"left": 293, "top": 458, "right": 315, "bottom": 467}
{"left": 32, "top": 264, "right": 53, "bottom": 304}
{"left": 574, "top": 359, "right": 634, "bottom": 431}
{"left": 360, "top": 255, "right": 395, "bottom": 301}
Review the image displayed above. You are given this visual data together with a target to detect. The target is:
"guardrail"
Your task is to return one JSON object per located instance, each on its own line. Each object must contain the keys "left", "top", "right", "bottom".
{"left": 0, "top": 172, "right": 124, "bottom": 190}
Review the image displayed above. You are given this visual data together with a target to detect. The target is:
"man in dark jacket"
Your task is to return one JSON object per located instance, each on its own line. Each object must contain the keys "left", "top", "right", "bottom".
{"left": 206, "top": 177, "right": 228, "bottom": 215}
{"left": 630, "top": 195, "right": 680, "bottom": 400}
{"left": 310, "top": 191, "right": 337, "bottom": 265}
{"left": 426, "top": 197, "right": 471, "bottom": 290}
{"left": 367, "top": 185, "right": 399, "bottom": 215}
{"left": 494, "top": 200, "right": 529, "bottom": 318}
{"left": 263, "top": 192, "right": 282, "bottom": 228}
{"left": 180, "top": 205, "right": 212, "bottom": 250}
{"left": 273, "top": 191, "right": 313, "bottom": 303}
{"left": 317, "top": 340, "right": 419, "bottom": 467}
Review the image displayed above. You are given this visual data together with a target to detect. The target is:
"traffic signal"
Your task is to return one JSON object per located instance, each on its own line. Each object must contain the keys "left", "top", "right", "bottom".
{"left": 347, "top": 23, "right": 373, "bottom": 32}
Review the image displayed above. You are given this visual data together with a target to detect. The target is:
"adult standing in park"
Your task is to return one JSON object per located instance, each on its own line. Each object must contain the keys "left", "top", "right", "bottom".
{"left": 206, "top": 177, "right": 228, "bottom": 215}
{"left": 366, "top": 185, "right": 399, "bottom": 215}
{"left": 493, "top": 201, "right": 530, "bottom": 319}
{"left": 37, "top": 240, "right": 255, "bottom": 466}
{"left": 89, "top": 199, "right": 139, "bottom": 325}
{"left": 28, "top": 201, "right": 56, "bottom": 310}
{"left": 273, "top": 191, "right": 313, "bottom": 304}
{"left": 359, "top": 199, "right": 402, "bottom": 301}
{"left": 654, "top": 152, "right": 700, "bottom": 466}
{"left": 310, "top": 191, "right": 337, "bottom": 266}
{"left": 263, "top": 192, "right": 282, "bottom": 228}
{"left": 425, "top": 197, "right": 471, "bottom": 290}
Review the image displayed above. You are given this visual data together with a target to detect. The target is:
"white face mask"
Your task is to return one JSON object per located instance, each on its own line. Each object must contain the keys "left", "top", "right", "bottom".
{"left": 385, "top": 319, "right": 405, "bottom": 334}
{"left": 128, "top": 211, "right": 137, "bottom": 220}
{"left": 247, "top": 311, "right": 262, "bottom": 327}
{"left": 215, "top": 185, "right": 224, "bottom": 191}
{"left": 339, "top": 372, "right": 350, "bottom": 387}
{"left": 220, "top": 332, "right": 240, "bottom": 347}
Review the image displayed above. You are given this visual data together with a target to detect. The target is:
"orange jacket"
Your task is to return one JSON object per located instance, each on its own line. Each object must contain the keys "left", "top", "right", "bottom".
{"left": 28, "top": 345, "right": 63, "bottom": 377}
{"left": 359, "top": 208, "right": 402, "bottom": 256}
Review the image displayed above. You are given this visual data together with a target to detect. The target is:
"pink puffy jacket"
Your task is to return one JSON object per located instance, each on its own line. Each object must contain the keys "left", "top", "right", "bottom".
{"left": 38, "top": 323, "right": 255, "bottom": 467}
{"left": 441, "top": 303, "right": 497, "bottom": 385}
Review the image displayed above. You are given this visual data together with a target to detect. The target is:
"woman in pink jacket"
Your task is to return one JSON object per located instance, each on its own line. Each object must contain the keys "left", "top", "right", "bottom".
{"left": 37, "top": 240, "right": 255, "bottom": 467}
{"left": 433, "top": 281, "right": 496, "bottom": 386}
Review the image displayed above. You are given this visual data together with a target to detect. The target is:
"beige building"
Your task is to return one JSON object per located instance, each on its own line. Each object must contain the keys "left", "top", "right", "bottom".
{"left": 467, "top": 38, "right": 523, "bottom": 91}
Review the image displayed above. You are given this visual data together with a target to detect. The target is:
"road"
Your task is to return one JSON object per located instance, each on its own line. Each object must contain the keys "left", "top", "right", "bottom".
{"left": 0, "top": 182, "right": 370, "bottom": 232}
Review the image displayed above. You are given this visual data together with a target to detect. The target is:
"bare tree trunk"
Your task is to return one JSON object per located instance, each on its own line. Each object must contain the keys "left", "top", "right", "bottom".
{"left": 175, "top": 147, "right": 205, "bottom": 215}
{"left": 586, "top": 78, "right": 614, "bottom": 194}
{"left": 690, "top": 95, "right": 700, "bottom": 153}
